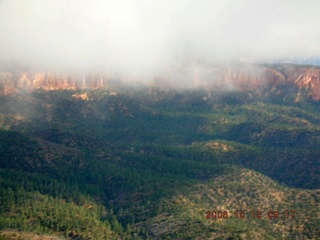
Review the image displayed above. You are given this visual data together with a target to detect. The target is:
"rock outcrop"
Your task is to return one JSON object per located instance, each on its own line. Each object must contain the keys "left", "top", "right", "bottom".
{"left": 1, "top": 64, "right": 320, "bottom": 101}
{"left": 0, "top": 72, "right": 110, "bottom": 95}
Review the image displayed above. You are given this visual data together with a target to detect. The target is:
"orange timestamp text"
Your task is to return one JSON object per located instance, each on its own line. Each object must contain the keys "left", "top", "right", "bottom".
{"left": 206, "top": 210, "right": 296, "bottom": 220}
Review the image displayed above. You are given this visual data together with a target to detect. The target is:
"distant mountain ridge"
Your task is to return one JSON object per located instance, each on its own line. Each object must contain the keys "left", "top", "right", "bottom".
{"left": 0, "top": 72, "right": 110, "bottom": 95}
{"left": 1, "top": 63, "right": 320, "bottom": 101}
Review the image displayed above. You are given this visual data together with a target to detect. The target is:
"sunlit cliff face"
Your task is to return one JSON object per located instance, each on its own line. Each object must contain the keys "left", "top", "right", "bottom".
{"left": 291, "top": 69, "right": 320, "bottom": 101}
{"left": 0, "top": 72, "right": 110, "bottom": 95}
{"left": 1, "top": 63, "right": 320, "bottom": 101}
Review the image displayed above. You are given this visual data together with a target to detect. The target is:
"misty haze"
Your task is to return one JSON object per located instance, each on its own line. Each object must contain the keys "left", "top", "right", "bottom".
{"left": 1, "top": 0, "right": 320, "bottom": 73}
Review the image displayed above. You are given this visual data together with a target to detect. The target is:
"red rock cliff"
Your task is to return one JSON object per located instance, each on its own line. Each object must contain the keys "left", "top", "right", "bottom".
{"left": 0, "top": 72, "right": 110, "bottom": 95}
{"left": 186, "top": 64, "right": 320, "bottom": 100}
{"left": 1, "top": 64, "right": 320, "bottom": 100}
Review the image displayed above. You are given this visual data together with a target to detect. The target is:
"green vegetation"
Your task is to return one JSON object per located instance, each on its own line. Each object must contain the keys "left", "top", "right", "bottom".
{"left": 0, "top": 84, "right": 319, "bottom": 239}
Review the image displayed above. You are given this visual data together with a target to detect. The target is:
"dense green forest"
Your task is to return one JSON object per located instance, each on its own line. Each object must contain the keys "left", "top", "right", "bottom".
{"left": 0, "top": 82, "right": 319, "bottom": 239}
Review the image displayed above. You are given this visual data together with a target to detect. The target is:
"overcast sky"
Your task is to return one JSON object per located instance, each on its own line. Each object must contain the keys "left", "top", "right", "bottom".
{"left": 0, "top": 0, "right": 320, "bottom": 74}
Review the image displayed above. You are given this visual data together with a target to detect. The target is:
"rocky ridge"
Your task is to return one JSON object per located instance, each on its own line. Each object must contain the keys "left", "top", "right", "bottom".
{"left": 1, "top": 64, "right": 320, "bottom": 100}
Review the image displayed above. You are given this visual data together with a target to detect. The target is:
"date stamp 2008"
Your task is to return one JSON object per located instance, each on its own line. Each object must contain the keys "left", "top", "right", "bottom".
{"left": 205, "top": 210, "right": 296, "bottom": 220}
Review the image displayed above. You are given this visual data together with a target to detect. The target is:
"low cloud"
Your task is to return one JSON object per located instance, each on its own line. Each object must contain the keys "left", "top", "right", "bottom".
{"left": 0, "top": 0, "right": 319, "bottom": 75}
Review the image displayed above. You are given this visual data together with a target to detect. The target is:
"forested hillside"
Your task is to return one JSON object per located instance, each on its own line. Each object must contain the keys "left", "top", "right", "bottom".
{"left": 0, "top": 70, "right": 319, "bottom": 239}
